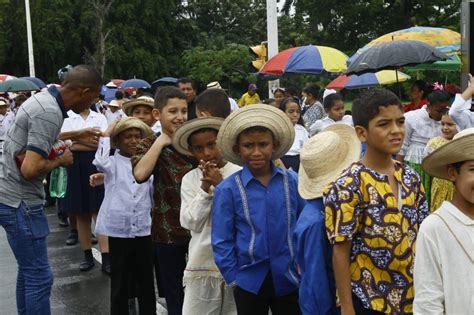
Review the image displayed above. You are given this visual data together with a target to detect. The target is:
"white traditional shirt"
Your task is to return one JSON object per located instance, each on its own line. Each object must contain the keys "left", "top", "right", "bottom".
{"left": 287, "top": 124, "right": 309, "bottom": 156}
{"left": 229, "top": 97, "right": 239, "bottom": 112}
{"left": 180, "top": 162, "right": 241, "bottom": 283}
{"left": 93, "top": 137, "right": 154, "bottom": 238}
{"left": 309, "top": 115, "right": 353, "bottom": 136}
{"left": 414, "top": 201, "right": 474, "bottom": 315}
{"left": 400, "top": 106, "right": 441, "bottom": 164}
{"left": 61, "top": 110, "right": 108, "bottom": 133}
{"left": 104, "top": 108, "right": 126, "bottom": 125}
{"left": 449, "top": 93, "right": 474, "bottom": 130}
{"left": 151, "top": 121, "right": 161, "bottom": 134}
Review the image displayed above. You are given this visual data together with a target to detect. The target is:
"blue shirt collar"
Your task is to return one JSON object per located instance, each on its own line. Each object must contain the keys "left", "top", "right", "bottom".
{"left": 241, "top": 162, "right": 284, "bottom": 186}
{"left": 47, "top": 85, "right": 68, "bottom": 118}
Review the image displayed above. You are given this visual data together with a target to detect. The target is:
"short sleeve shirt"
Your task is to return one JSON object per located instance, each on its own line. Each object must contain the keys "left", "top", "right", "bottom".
{"left": 131, "top": 133, "right": 196, "bottom": 244}
{"left": 324, "top": 162, "right": 428, "bottom": 314}
{"left": 0, "top": 87, "right": 67, "bottom": 207}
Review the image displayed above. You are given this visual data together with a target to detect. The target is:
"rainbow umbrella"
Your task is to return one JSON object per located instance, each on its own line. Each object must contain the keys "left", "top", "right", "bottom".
{"left": 258, "top": 45, "right": 348, "bottom": 76}
{"left": 327, "top": 70, "right": 411, "bottom": 90}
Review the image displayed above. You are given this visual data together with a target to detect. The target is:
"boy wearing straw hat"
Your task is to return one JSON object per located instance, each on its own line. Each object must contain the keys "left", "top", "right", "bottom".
{"left": 212, "top": 105, "right": 306, "bottom": 315}
{"left": 325, "top": 89, "right": 428, "bottom": 315}
{"left": 294, "top": 124, "right": 361, "bottom": 315}
{"left": 132, "top": 86, "right": 196, "bottom": 315}
{"left": 104, "top": 99, "right": 126, "bottom": 125}
{"left": 93, "top": 117, "right": 156, "bottom": 314}
{"left": 172, "top": 117, "right": 240, "bottom": 315}
{"left": 414, "top": 128, "right": 474, "bottom": 314}
{"left": 122, "top": 95, "right": 160, "bottom": 132}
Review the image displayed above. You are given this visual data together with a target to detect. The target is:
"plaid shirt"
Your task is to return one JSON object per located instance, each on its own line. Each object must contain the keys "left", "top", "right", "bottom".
{"left": 132, "top": 133, "right": 196, "bottom": 244}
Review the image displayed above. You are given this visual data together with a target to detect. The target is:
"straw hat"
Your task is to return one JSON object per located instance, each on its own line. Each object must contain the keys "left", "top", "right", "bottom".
{"left": 122, "top": 96, "right": 154, "bottom": 116}
{"left": 216, "top": 104, "right": 295, "bottom": 166}
{"left": 206, "top": 81, "right": 225, "bottom": 90}
{"left": 0, "top": 100, "right": 8, "bottom": 106}
{"left": 108, "top": 100, "right": 120, "bottom": 107}
{"left": 172, "top": 117, "right": 224, "bottom": 156}
{"left": 422, "top": 128, "right": 474, "bottom": 180}
{"left": 110, "top": 117, "right": 153, "bottom": 147}
{"left": 298, "top": 124, "right": 361, "bottom": 199}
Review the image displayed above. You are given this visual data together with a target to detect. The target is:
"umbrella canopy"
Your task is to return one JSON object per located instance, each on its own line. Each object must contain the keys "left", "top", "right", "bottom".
{"left": 347, "top": 40, "right": 447, "bottom": 75}
{"left": 258, "top": 45, "right": 348, "bottom": 76}
{"left": 405, "top": 54, "right": 462, "bottom": 72}
{"left": 0, "top": 78, "right": 40, "bottom": 92}
{"left": 151, "top": 77, "right": 177, "bottom": 90}
{"left": 119, "top": 79, "right": 151, "bottom": 89}
{"left": 105, "top": 79, "right": 125, "bottom": 88}
{"left": 101, "top": 85, "right": 117, "bottom": 102}
{"left": 358, "top": 26, "right": 460, "bottom": 55}
{"left": 327, "top": 70, "right": 411, "bottom": 90}
{"left": 0, "top": 74, "right": 16, "bottom": 82}
{"left": 20, "top": 76, "right": 47, "bottom": 89}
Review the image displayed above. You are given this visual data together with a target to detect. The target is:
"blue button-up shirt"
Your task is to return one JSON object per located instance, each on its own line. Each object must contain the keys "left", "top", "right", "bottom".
{"left": 211, "top": 164, "right": 305, "bottom": 296}
{"left": 294, "top": 198, "right": 338, "bottom": 315}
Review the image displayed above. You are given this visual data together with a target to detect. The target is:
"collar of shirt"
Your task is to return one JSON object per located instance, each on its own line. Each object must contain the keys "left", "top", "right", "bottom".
{"left": 47, "top": 85, "right": 68, "bottom": 119}
{"left": 444, "top": 201, "right": 474, "bottom": 226}
{"left": 241, "top": 162, "right": 283, "bottom": 187}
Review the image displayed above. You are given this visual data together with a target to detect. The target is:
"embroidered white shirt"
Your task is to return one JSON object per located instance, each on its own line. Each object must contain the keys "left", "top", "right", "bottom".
{"left": 449, "top": 93, "right": 474, "bottom": 130}
{"left": 93, "top": 137, "right": 154, "bottom": 238}
{"left": 287, "top": 124, "right": 309, "bottom": 156}
{"left": 400, "top": 106, "right": 441, "bottom": 163}
{"left": 414, "top": 201, "right": 474, "bottom": 315}
{"left": 180, "top": 162, "right": 241, "bottom": 281}
{"left": 309, "top": 115, "right": 353, "bottom": 136}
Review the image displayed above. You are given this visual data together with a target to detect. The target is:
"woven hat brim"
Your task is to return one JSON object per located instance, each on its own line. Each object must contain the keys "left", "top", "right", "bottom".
{"left": 298, "top": 125, "right": 361, "bottom": 199}
{"left": 122, "top": 99, "right": 154, "bottom": 116}
{"left": 171, "top": 117, "right": 224, "bottom": 156}
{"left": 111, "top": 117, "right": 153, "bottom": 147}
{"left": 217, "top": 105, "right": 295, "bottom": 166}
{"left": 422, "top": 133, "right": 474, "bottom": 180}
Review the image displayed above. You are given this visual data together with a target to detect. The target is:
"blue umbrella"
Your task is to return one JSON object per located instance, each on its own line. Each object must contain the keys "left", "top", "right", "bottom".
{"left": 101, "top": 85, "right": 117, "bottom": 103}
{"left": 20, "top": 76, "right": 47, "bottom": 89}
{"left": 151, "top": 77, "right": 177, "bottom": 90}
{"left": 119, "top": 79, "right": 151, "bottom": 89}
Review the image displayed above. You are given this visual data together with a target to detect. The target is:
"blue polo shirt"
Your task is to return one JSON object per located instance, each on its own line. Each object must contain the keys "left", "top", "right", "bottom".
{"left": 211, "top": 163, "right": 305, "bottom": 296}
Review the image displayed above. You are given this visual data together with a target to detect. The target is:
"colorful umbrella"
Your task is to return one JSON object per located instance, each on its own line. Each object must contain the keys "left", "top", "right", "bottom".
{"left": 258, "top": 45, "right": 348, "bottom": 76}
{"left": 0, "top": 78, "right": 40, "bottom": 92}
{"left": 405, "top": 54, "right": 462, "bottom": 72}
{"left": 327, "top": 70, "right": 411, "bottom": 90}
{"left": 347, "top": 40, "right": 447, "bottom": 75}
{"left": 105, "top": 79, "right": 125, "bottom": 88}
{"left": 356, "top": 26, "right": 460, "bottom": 56}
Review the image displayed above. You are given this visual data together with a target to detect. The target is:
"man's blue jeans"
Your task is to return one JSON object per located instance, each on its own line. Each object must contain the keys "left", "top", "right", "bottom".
{"left": 0, "top": 202, "right": 53, "bottom": 315}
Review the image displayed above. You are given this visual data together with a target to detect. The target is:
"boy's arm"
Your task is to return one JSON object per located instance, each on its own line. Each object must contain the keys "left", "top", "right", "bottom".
{"left": 448, "top": 76, "right": 474, "bottom": 130}
{"left": 413, "top": 227, "right": 444, "bottom": 315}
{"left": 211, "top": 185, "right": 238, "bottom": 286}
{"left": 333, "top": 241, "right": 356, "bottom": 315}
{"left": 180, "top": 172, "right": 213, "bottom": 233}
{"left": 133, "top": 133, "right": 171, "bottom": 183}
{"left": 92, "top": 120, "right": 119, "bottom": 175}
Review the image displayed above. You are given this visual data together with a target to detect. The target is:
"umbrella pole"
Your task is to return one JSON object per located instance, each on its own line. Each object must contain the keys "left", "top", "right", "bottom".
{"left": 395, "top": 68, "right": 401, "bottom": 98}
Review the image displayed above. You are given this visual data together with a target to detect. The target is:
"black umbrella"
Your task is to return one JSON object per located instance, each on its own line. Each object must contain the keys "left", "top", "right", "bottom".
{"left": 347, "top": 40, "right": 447, "bottom": 75}
{"left": 0, "top": 78, "right": 40, "bottom": 92}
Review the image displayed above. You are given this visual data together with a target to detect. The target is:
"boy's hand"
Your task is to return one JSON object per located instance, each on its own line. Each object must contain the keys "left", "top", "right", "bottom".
{"left": 58, "top": 148, "right": 73, "bottom": 167}
{"left": 89, "top": 173, "right": 105, "bottom": 187}
{"left": 156, "top": 133, "right": 172, "bottom": 147}
{"left": 76, "top": 128, "right": 102, "bottom": 146}
{"left": 103, "top": 119, "right": 120, "bottom": 137}
{"left": 200, "top": 160, "right": 223, "bottom": 192}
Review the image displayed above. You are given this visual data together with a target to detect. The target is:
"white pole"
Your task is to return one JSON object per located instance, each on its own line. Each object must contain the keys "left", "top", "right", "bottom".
{"left": 266, "top": 0, "right": 279, "bottom": 97}
{"left": 25, "top": 0, "right": 35, "bottom": 77}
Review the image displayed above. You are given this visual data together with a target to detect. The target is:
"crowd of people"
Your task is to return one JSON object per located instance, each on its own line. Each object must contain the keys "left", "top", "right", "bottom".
{"left": 0, "top": 64, "right": 473, "bottom": 315}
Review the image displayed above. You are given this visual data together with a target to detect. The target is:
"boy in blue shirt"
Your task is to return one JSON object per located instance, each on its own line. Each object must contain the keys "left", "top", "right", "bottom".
{"left": 294, "top": 124, "right": 361, "bottom": 315}
{"left": 212, "top": 105, "right": 306, "bottom": 315}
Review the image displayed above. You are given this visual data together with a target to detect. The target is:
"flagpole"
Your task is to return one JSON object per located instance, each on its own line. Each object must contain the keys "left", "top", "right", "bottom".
{"left": 25, "top": 0, "right": 35, "bottom": 77}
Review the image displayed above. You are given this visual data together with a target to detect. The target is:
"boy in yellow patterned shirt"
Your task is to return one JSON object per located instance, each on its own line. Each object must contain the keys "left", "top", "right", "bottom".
{"left": 324, "top": 89, "right": 428, "bottom": 314}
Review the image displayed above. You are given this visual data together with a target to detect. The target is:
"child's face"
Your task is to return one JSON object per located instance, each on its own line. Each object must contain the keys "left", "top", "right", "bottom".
{"left": 117, "top": 128, "right": 142, "bottom": 158}
{"left": 152, "top": 98, "right": 188, "bottom": 136}
{"left": 109, "top": 106, "right": 118, "bottom": 113}
{"left": 427, "top": 102, "right": 449, "bottom": 121}
{"left": 233, "top": 130, "right": 279, "bottom": 173}
{"left": 284, "top": 102, "right": 301, "bottom": 125}
{"left": 327, "top": 100, "right": 345, "bottom": 122}
{"left": 356, "top": 105, "right": 405, "bottom": 156}
{"left": 448, "top": 161, "right": 474, "bottom": 205}
{"left": 274, "top": 91, "right": 285, "bottom": 106}
{"left": 131, "top": 105, "right": 155, "bottom": 127}
{"left": 189, "top": 130, "right": 224, "bottom": 168}
{"left": 0, "top": 106, "right": 7, "bottom": 115}
{"left": 441, "top": 115, "right": 458, "bottom": 140}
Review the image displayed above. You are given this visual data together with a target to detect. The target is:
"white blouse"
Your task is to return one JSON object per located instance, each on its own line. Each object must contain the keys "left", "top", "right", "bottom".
{"left": 449, "top": 93, "right": 474, "bottom": 130}
{"left": 287, "top": 124, "right": 309, "bottom": 156}
{"left": 309, "top": 115, "right": 353, "bottom": 136}
{"left": 61, "top": 110, "right": 108, "bottom": 133}
{"left": 400, "top": 106, "right": 441, "bottom": 164}
{"left": 104, "top": 109, "right": 126, "bottom": 125}
{"left": 93, "top": 137, "right": 154, "bottom": 238}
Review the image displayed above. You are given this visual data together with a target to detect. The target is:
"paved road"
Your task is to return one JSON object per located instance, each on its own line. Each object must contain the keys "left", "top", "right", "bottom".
{"left": 0, "top": 206, "right": 168, "bottom": 314}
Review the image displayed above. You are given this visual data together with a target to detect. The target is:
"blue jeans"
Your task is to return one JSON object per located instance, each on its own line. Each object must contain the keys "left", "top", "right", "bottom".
{"left": 0, "top": 202, "right": 53, "bottom": 315}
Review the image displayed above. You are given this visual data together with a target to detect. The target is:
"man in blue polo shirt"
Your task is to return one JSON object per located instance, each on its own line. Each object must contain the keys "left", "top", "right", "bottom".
{"left": 0, "top": 65, "right": 102, "bottom": 314}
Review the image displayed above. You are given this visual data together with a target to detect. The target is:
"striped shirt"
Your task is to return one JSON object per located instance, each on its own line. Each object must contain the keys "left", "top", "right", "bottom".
{"left": 0, "top": 86, "right": 68, "bottom": 207}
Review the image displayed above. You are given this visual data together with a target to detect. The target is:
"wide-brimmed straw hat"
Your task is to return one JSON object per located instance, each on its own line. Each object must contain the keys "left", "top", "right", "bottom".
{"left": 108, "top": 100, "right": 120, "bottom": 107}
{"left": 216, "top": 104, "right": 295, "bottom": 166}
{"left": 122, "top": 96, "right": 154, "bottom": 116}
{"left": 206, "top": 81, "right": 226, "bottom": 90}
{"left": 298, "top": 124, "right": 361, "bottom": 199}
{"left": 422, "top": 128, "right": 474, "bottom": 180}
{"left": 172, "top": 117, "right": 224, "bottom": 156}
{"left": 110, "top": 117, "right": 153, "bottom": 147}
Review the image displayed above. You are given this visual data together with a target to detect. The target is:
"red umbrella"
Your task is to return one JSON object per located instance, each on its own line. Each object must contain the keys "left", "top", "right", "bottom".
{"left": 0, "top": 74, "right": 16, "bottom": 82}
